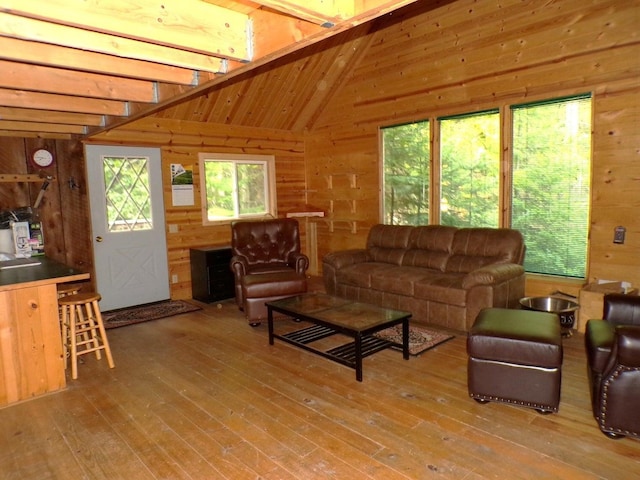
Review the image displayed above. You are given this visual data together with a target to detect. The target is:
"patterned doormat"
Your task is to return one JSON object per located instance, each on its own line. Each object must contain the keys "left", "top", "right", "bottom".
{"left": 373, "top": 324, "right": 454, "bottom": 356}
{"left": 103, "top": 300, "right": 201, "bottom": 329}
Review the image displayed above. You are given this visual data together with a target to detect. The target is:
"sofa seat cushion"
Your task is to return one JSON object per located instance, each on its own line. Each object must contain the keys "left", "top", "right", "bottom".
{"left": 337, "top": 262, "right": 398, "bottom": 289}
{"left": 369, "top": 266, "right": 439, "bottom": 296}
{"left": 414, "top": 273, "right": 467, "bottom": 306}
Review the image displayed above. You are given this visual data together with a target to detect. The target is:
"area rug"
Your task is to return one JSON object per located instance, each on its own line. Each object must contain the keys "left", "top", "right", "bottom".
{"left": 103, "top": 300, "right": 201, "bottom": 329}
{"left": 374, "top": 324, "right": 454, "bottom": 356}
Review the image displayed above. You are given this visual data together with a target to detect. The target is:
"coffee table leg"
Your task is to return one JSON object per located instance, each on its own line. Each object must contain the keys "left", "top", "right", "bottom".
{"left": 268, "top": 307, "right": 274, "bottom": 345}
{"left": 355, "top": 333, "right": 363, "bottom": 382}
{"left": 402, "top": 318, "right": 409, "bottom": 360}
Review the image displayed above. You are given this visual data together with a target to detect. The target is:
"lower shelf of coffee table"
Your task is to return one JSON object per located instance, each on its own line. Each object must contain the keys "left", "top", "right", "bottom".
{"left": 279, "top": 324, "right": 394, "bottom": 367}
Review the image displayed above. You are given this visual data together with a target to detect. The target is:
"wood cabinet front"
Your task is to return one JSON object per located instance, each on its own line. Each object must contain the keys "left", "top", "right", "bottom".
{"left": 0, "top": 283, "right": 63, "bottom": 407}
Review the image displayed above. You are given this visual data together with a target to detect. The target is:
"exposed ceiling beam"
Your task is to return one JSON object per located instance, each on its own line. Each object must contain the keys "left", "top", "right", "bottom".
{"left": 0, "top": 0, "right": 421, "bottom": 139}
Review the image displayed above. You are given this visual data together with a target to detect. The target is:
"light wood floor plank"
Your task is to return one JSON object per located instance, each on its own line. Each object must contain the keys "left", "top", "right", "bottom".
{"left": 0, "top": 286, "right": 639, "bottom": 479}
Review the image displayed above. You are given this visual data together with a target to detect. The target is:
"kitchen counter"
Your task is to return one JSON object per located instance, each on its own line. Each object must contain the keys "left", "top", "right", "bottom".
{"left": 0, "top": 257, "right": 90, "bottom": 407}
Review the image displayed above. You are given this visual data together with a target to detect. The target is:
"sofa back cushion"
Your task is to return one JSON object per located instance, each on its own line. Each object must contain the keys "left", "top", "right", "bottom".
{"left": 446, "top": 228, "right": 525, "bottom": 273}
{"left": 366, "top": 224, "right": 413, "bottom": 265}
{"left": 402, "top": 225, "right": 457, "bottom": 271}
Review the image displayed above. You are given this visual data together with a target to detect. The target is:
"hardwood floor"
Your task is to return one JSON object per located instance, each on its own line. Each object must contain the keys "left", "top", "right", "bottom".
{"left": 1, "top": 293, "right": 638, "bottom": 479}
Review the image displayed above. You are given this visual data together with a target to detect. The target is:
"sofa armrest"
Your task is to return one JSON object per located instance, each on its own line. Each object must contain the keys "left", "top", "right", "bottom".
{"left": 287, "top": 252, "right": 310, "bottom": 275}
{"left": 323, "top": 249, "right": 371, "bottom": 270}
{"left": 462, "top": 263, "right": 525, "bottom": 289}
{"left": 322, "top": 249, "right": 370, "bottom": 295}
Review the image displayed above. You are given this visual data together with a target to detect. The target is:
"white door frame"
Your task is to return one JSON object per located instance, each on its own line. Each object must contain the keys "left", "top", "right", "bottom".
{"left": 84, "top": 145, "right": 170, "bottom": 311}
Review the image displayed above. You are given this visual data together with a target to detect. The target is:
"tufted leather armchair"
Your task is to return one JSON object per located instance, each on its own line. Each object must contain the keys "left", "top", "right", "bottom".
{"left": 585, "top": 293, "right": 640, "bottom": 439}
{"left": 230, "top": 218, "right": 309, "bottom": 322}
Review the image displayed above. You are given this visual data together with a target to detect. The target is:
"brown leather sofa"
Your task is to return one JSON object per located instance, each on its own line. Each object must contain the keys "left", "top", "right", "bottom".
{"left": 231, "top": 218, "right": 309, "bottom": 325}
{"left": 322, "top": 224, "right": 525, "bottom": 331}
{"left": 585, "top": 293, "right": 640, "bottom": 439}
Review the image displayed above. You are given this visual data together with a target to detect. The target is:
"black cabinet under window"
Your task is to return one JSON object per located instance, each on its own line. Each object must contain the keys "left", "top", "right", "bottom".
{"left": 190, "top": 246, "right": 235, "bottom": 303}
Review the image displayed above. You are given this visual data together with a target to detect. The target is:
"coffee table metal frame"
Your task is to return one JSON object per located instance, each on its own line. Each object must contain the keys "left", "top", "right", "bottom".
{"left": 267, "top": 294, "right": 411, "bottom": 381}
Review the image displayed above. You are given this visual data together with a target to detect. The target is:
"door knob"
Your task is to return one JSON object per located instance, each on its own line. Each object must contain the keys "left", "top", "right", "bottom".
{"left": 95, "top": 236, "right": 103, "bottom": 242}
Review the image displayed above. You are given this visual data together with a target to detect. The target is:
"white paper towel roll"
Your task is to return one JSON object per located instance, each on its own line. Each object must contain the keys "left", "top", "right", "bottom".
{"left": 0, "top": 229, "right": 14, "bottom": 253}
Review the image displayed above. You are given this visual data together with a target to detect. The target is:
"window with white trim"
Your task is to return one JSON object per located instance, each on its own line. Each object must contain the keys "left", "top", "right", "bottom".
{"left": 199, "top": 153, "right": 276, "bottom": 224}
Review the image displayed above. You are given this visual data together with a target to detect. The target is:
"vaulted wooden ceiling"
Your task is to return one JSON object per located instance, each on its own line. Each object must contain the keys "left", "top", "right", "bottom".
{"left": 0, "top": 0, "right": 420, "bottom": 139}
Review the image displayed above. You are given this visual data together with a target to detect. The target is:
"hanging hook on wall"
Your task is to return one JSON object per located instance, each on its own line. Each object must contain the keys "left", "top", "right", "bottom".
{"left": 68, "top": 176, "right": 80, "bottom": 190}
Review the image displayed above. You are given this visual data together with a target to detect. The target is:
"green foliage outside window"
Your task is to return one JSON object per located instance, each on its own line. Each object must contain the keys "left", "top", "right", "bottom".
{"left": 440, "top": 111, "right": 500, "bottom": 228}
{"left": 381, "top": 95, "right": 592, "bottom": 278}
{"left": 512, "top": 97, "right": 591, "bottom": 278}
{"left": 103, "top": 157, "right": 152, "bottom": 232}
{"left": 203, "top": 158, "right": 270, "bottom": 221}
{"left": 382, "top": 121, "right": 430, "bottom": 225}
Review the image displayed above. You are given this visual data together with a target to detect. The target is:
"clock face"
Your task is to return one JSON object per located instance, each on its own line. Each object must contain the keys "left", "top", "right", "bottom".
{"left": 32, "top": 148, "right": 54, "bottom": 168}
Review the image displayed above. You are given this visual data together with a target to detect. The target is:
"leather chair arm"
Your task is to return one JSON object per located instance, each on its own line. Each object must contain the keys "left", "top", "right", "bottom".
{"left": 287, "top": 252, "right": 309, "bottom": 275}
{"left": 615, "top": 325, "right": 640, "bottom": 367}
{"left": 230, "top": 255, "right": 249, "bottom": 278}
{"left": 462, "top": 263, "right": 525, "bottom": 289}
{"left": 604, "top": 293, "right": 640, "bottom": 326}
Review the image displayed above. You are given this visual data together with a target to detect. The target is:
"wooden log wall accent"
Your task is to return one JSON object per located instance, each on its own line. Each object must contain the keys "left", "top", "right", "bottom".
{"left": 0, "top": 137, "right": 94, "bottom": 289}
{"left": 90, "top": 117, "right": 307, "bottom": 300}
{"left": 305, "top": 0, "right": 640, "bottom": 296}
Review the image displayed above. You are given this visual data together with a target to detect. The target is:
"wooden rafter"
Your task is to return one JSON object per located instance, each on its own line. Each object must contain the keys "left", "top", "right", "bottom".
{"left": 0, "top": 0, "right": 420, "bottom": 139}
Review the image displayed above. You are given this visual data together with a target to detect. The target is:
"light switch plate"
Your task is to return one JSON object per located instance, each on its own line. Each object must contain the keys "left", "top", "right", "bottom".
{"left": 613, "top": 226, "right": 626, "bottom": 244}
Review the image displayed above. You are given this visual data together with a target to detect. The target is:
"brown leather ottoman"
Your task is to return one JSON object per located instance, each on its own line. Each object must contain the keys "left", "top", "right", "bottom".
{"left": 241, "top": 272, "right": 307, "bottom": 326}
{"left": 467, "top": 308, "right": 563, "bottom": 413}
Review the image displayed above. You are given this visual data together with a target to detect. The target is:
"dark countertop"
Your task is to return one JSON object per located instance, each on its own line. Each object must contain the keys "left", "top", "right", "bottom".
{"left": 0, "top": 256, "right": 90, "bottom": 291}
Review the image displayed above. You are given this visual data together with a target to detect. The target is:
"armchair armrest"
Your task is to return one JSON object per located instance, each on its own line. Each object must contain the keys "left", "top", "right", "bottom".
{"left": 230, "top": 255, "right": 249, "bottom": 278}
{"left": 287, "top": 252, "right": 309, "bottom": 275}
{"left": 462, "top": 263, "right": 525, "bottom": 289}
{"left": 615, "top": 325, "right": 640, "bottom": 367}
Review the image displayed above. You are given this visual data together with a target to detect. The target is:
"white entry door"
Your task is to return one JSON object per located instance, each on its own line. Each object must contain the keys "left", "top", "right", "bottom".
{"left": 85, "top": 145, "right": 170, "bottom": 311}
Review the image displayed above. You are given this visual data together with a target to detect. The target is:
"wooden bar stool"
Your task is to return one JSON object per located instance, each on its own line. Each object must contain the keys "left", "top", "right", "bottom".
{"left": 58, "top": 292, "right": 115, "bottom": 380}
{"left": 57, "top": 283, "right": 83, "bottom": 298}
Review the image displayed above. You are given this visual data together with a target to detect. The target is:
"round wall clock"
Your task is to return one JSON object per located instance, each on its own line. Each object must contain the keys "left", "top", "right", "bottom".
{"left": 31, "top": 148, "right": 55, "bottom": 168}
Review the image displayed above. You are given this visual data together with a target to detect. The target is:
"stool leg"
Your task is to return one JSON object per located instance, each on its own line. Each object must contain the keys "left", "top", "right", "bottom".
{"left": 92, "top": 299, "right": 114, "bottom": 369}
{"left": 69, "top": 304, "right": 79, "bottom": 380}
{"left": 60, "top": 304, "right": 69, "bottom": 370}
{"left": 84, "top": 302, "right": 102, "bottom": 361}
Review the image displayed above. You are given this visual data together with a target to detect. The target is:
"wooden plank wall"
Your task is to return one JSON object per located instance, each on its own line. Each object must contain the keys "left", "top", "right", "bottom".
{"left": 0, "top": 137, "right": 94, "bottom": 286}
{"left": 90, "top": 117, "right": 306, "bottom": 300}
{"left": 305, "top": 0, "right": 640, "bottom": 297}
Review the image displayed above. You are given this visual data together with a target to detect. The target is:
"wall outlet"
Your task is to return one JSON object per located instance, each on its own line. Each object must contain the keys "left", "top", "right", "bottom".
{"left": 613, "top": 226, "right": 626, "bottom": 244}
{"left": 171, "top": 274, "right": 178, "bottom": 283}
{"left": 168, "top": 224, "right": 179, "bottom": 233}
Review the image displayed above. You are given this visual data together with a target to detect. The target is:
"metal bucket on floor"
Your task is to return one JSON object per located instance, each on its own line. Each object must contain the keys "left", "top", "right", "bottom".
{"left": 519, "top": 296, "right": 579, "bottom": 337}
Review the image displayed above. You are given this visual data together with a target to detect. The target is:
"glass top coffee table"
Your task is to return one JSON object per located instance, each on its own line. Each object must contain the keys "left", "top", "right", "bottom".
{"left": 266, "top": 293, "right": 411, "bottom": 381}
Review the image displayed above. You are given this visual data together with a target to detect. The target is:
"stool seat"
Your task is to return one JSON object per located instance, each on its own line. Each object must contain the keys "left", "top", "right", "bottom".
{"left": 59, "top": 291, "right": 114, "bottom": 379}
{"left": 467, "top": 308, "right": 563, "bottom": 413}
{"left": 58, "top": 291, "right": 101, "bottom": 306}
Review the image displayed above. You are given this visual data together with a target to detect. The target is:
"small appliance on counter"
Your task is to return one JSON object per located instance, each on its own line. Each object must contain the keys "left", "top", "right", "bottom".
{"left": 0, "top": 207, "right": 45, "bottom": 257}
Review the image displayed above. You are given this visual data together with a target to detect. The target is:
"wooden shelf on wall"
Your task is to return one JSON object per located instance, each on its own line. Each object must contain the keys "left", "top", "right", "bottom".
{"left": 0, "top": 174, "right": 55, "bottom": 183}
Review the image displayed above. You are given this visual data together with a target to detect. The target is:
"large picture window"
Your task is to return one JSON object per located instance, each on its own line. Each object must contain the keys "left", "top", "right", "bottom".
{"left": 381, "top": 120, "right": 430, "bottom": 225}
{"left": 439, "top": 110, "right": 500, "bottom": 228}
{"left": 199, "top": 153, "right": 276, "bottom": 224}
{"left": 381, "top": 94, "right": 592, "bottom": 278}
{"left": 511, "top": 95, "right": 592, "bottom": 278}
